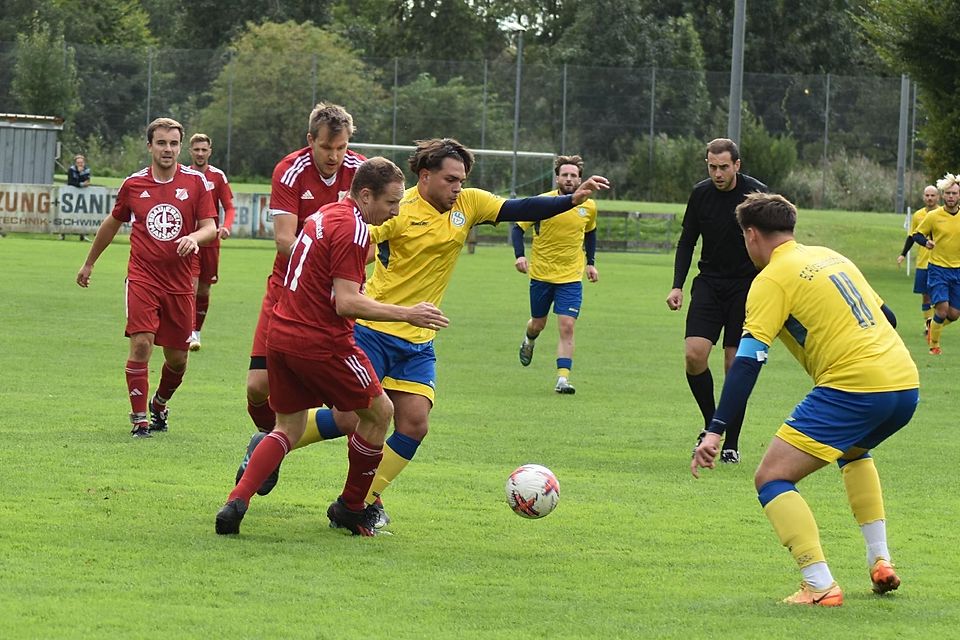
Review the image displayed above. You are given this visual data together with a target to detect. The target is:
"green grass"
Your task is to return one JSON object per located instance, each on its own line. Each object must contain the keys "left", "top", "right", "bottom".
{"left": 1, "top": 208, "right": 957, "bottom": 638}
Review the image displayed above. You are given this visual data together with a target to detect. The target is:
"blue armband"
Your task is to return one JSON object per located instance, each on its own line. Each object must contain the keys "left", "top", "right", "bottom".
{"left": 707, "top": 335, "right": 769, "bottom": 436}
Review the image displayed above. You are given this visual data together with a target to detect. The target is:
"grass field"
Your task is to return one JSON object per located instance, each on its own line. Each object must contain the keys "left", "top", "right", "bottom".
{"left": 2, "top": 208, "right": 958, "bottom": 638}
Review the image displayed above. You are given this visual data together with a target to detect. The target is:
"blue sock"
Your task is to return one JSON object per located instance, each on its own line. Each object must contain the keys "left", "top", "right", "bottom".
{"left": 386, "top": 431, "right": 420, "bottom": 461}
{"left": 315, "top": 408, "right": 345, "bottom": 440}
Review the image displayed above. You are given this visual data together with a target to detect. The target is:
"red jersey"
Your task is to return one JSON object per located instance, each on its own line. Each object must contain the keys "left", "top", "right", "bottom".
{"left": 111, "top": 164, "right": 217, "bottom": 294}
{"left": 267, "top": 147, "right": 365, "bottom": 283}
{"left": 267, "top": 198, "right": 369, "bottom": 358}
{"left": 192, "top": 164, "right": 236, "bottom": 246}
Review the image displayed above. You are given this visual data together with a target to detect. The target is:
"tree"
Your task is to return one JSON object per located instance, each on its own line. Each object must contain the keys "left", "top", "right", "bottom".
{"left": 11, "top": 19, "right": 80, "bottom": 120}
{"left": 193, "top": 21, "right": 388, "bottom": 177}
{"left": 856, "top": 0, "right": 960, "bottom": 178}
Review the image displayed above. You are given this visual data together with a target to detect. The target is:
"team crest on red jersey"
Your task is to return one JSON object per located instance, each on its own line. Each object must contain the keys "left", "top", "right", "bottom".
{"left": 175, "top": 188, "right": 189, "bottom": 201}
{"left": 146, "top": 203, "right": 184, "bottom": 240}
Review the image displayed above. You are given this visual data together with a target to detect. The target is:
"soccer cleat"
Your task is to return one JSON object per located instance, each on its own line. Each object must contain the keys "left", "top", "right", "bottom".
{"left": 188, "top": 331, "right": 202, "bottom": 352}
{"left": 719, "top": 449, "right": 740, "bottom": 464}
{"left": 130, "top": 425, "right": 152, "bottom": 438}
{"left": 365, "top": 497, "right": 391, "bottom": 529}
{"left": 519, "top": 339, "right": 535, "bottom": 366}
{"left": 929, "top": 346, "right": 942, "bottom": 356}
{"left": 327, "top": 498, "right": 377, "bottom": 536}
{"left": 870, "top": 559, "right": 900, "bottom": 594}
{"left": 555, "top": 378, "right": 576, "bottom": 394}
{"left": 215, "top": 498, "right": 248, "bottom": 535}
{"left": 782, "top": 581, "right": 844, "bottom": 607}
{"left": 148, "top": 396, "right": 169, "bottom": 432}
{"left": 234, "top": 431, "right": 281, "bottom": 496}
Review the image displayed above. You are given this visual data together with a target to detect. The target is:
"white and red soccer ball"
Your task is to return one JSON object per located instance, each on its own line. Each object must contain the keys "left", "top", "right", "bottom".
{"left": 505, "top": 464, "right": 560, "bottom": 519}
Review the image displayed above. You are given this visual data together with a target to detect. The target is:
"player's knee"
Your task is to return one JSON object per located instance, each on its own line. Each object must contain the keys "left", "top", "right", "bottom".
{"left": 528, "top": 317, "right": 547, "bottom": 333}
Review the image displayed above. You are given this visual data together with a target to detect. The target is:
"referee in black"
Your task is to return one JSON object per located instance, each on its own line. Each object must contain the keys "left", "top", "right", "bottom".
{"left": 666, "top": 138, "right": 767, "bottom": 464}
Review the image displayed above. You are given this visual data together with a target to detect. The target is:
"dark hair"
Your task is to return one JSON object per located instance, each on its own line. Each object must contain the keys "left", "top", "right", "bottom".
{"left": 735, "top": 192, "right": 797, "bottom": 233}
{"left": 554, "top": 154, "right": 583, "bottom": 176}
{"left": 351, "top": 157, "right": 405, "bottom": 199}
{"left": 308, "top": 102, "right": 355, "bottom": 139}
{"left": 408, "top": 138, "right": 474, "bottom": 177}
{"left": 146, "top": 117, "right": 183, "bottom": 144}
{"left": 705, "top": 138, "right": 740, "bottom": 162}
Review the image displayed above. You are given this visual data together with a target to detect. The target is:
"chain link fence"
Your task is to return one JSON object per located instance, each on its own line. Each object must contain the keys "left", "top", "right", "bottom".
{"left": 1, "top": 42, "right": 923, "bottom": 211}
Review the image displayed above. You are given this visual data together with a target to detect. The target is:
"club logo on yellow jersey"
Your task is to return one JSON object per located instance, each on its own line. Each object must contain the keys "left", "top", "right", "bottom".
{"left": 578, "top": 207, "right": 587, "bottom": 217}
{"left": 451, "top": 210, "right": 466, "bottom": 227}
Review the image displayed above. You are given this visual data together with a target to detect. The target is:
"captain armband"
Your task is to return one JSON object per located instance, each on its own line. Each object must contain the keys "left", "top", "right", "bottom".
{"left": 735, "top": 336, "right": 769, "bottom": 364}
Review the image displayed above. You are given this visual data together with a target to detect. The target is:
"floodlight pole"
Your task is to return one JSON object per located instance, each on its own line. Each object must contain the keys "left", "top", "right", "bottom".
{"left": 895, "top": 74, "right": 910, "bottom": 216}
{"left": 727, "top": 0, "right": 746, "bottom": 144}
{"left": 510, "top": 26, "right": 525, "bottom": 198}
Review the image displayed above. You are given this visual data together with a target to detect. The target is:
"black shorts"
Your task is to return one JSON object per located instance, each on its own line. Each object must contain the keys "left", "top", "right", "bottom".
{"left": 685, "top": 275, "right": 752, "bottom": 347}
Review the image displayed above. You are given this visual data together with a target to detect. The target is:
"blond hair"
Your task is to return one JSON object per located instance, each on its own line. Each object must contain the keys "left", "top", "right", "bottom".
{"left": 936, "top": 173, "right": 960, "bottom": 192}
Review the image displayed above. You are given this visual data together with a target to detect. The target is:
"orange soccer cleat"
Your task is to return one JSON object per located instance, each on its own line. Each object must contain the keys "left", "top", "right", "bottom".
{"left": 870, "top": 559, "right": 901, "bottom": 594}
{"left": 782, "top": 582, "right": 844, "bottom": 607}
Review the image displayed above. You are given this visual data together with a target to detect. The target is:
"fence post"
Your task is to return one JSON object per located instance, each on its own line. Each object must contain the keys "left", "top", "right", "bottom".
{"left": 648, "top": 66, "right": 656, "bottom": 201}
{"left": 480, "top": 59, "right": 488, "bottom": 185}
{"left": 145, "top": 47, "right": 153, "bottom": 128}
{"left": 392, "top": 58, "right": 399, "bottom": 146}
{"left": 820, "top": 72, "right": 831, "bottom": 206}
{"left": 561, "top": 63, "right": 567, "bottom": 154}
{"left": 895, "top": 74, "right": 910, "bottom": 215}
{"left": 226, "top": 52, "right": 234, "bottom": 175}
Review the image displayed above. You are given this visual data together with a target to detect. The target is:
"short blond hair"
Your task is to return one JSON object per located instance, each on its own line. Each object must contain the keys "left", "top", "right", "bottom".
{"left": 190, "top": 133, "right": 211, "bottom": 147}
{"left": 937, "top": 173, "right": 960, "bottom": 192}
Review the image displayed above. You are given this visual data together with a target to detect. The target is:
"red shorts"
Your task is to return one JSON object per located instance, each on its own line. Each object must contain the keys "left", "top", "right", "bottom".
{"left": 266, "top": 347, "right": 383, "bottom": 414}
{"left": 250, "top": 277, "right": 284, "bottom": 359}
{"left": 125, "top": 279, "right": 194, "bottom": 349}
{"left": 191, "top": 245, "right": 220, "bottom": 285}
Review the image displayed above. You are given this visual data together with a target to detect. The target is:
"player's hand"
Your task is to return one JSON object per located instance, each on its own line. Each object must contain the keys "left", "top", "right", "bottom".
{"left": 407, "top": 303, "right": 450, "bottom": 331}
{"left": 571, "top": 175, "right": 610, "bottom": 205}
{"left": 76, "top": 264, "right": 93, "bottom": 288}
{"left": 691, "top": 432, "right": 722, "bottom": 479}
{"left": 177, "top": 235, "right": 201, "bottom": 256}
{"left": 586, "top": 265, "right": 599, "bottom": 282}
{"left": 219, "top": 227, "right": 231, "bottom": 240}
{"left": 927, "top": 240, "right": 935, "bottom": 250}
{"left": 666, "top": 288, "right": 683, "bottom": 310}
{"left": 896, "top": 255, "right": 904, "bottom": 267}
{"left": 515, "top": 257, "right": 528, "bottom": 274}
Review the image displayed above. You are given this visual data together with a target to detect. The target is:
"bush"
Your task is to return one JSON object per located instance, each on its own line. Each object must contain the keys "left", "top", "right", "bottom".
{"left": 779, "top": 151, "right": 897, "bottom": 212}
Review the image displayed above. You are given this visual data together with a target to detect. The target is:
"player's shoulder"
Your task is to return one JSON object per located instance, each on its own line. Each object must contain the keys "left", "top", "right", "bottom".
{"left": 179, "top": 164, "right": 214, "bottom": 190}
{"left": 343, "top": 149, "right": 366, "bottom": 170}
{"left": 739, "top": 174, "right": 768, "bottom": 193}
{"left": 119, "top": 167, "right": 151, "bottom": 189}
{"left": 206, "top": 164, "right": 228, "bottom": 182}
{"left": 690, "top": 178, "right": 714, "bottom": 195}
{"left": 273, "top": 146, "right": 313, "bottom": 180}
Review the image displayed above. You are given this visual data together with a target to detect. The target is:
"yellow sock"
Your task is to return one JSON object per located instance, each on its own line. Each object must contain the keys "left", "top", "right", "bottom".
{"left": 763, "top": 490, "right": 826, "bottom": 569}
{"left": 364, "top": 442, "right": 410, "bottom": 504}
{"left": 557, "top": 367, "right": 571, "bottom": 378}
{"left": 842, "top": 457, "right": 885, "bottom": 524}
{"left": 924, "top": 308, "right": 934, "bottom": 322}
{"left": 292, "top": 408, "right": 323, "bottom": 450}
{"left": 929, "top": 319, "right": 945, "bottom": 347}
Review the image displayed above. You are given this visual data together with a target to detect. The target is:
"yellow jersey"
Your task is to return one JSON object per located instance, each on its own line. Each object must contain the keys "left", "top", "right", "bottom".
{"left": 744, "top": 241, "right": 918, "bottom": 392}
{"left": 359, "top": 186, "right": 505, "bottom": 343}
{"left": 516, "top": 190, "right": 597, "bottom": 283}
{"left": 916, "top": 206, "right": 960, "bottom": 268}
{"left": 909, "top": 207, "right": 934, "bottom": 268}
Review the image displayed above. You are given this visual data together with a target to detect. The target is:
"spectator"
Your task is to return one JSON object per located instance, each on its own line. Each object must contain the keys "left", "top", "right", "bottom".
{"left": 63, "top": 154, "right": 91, "bottom": 241}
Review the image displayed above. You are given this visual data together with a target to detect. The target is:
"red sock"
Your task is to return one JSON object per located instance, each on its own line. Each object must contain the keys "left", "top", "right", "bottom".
{"left": 229, "top": 431, "right": 289, "bottom": 504}
{"left": 155, "top": 362, "right": 185, "bottom": 405}
{"left": 247, "top": 399, "right": 276, "bottom": 432}
{"left": 195, "top": 294, "right": 209, "bottom": 331}
{"left": 340, "top": 433, "right": 384, "bottom": 511}
{"left": 125, "top": 360, "right": 149, "bottom": 417}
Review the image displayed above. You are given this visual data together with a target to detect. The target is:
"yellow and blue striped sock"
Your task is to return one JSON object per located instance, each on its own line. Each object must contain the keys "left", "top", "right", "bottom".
{"left": 293, "top": 408, "right": 346, "bottom": 450}
{"left": 758, "top": 480, "right": 826, "bottom": 569}
{"left": 365, "top": 431, "right": 421, "bottom": 504}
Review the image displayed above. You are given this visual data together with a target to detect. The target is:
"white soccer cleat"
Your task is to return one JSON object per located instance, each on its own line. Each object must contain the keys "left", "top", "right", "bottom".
{"left": 188, "top": 331, "right": 202, "bottom": 352}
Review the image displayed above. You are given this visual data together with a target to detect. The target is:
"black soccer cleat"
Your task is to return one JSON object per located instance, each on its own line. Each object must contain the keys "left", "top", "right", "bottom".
{"left": 215, "top": 498, "right": 248, "bottom": 535}
{"left": 365, "top": 497, "right": 391, "bottom": 529}
{"left": 148, "top": 396, "right": 169, "bottom": 433}
{"left": 130, "top": 425, "right": 152, "bottom": 438}
{"left": 327, "top": 498, "right": 377, "bottom": 537}
{"left": 234, "top": 431, "right": 281, "bottom": 496}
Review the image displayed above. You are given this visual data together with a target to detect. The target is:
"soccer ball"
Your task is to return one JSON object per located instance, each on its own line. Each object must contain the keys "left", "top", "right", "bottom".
{"left": 505, "top": 464, "right": 560, "bottom": 519}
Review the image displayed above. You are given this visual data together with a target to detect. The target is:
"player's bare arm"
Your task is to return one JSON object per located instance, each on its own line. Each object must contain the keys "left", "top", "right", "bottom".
{"left": 332, "top": 278, "right": 449, "bottom": 330}
{"left": 571, "top": 175, "right": 610, "bottom": 205}
{"left": 177, "top": 218, "right": 218, "bottom": 256}
{"left": 273, "top": 213, "right": 298, "bottom": 257}
{"left": 76, "top": 215, "right": 124, "bottom": 287}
